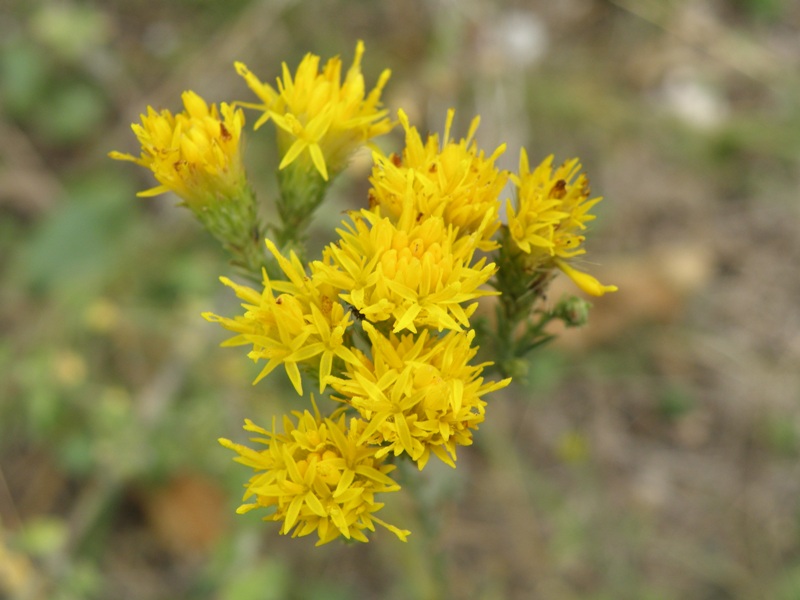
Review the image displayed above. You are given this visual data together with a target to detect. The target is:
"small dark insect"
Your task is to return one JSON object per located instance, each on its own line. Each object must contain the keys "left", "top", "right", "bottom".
{"left": 346, "top": 303, "right": 366, "bottom": 321}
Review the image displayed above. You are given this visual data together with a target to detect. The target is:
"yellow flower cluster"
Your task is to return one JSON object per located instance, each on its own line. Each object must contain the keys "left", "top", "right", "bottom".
{"left": 327, "top": 322, "right": 508, "bottom": 470}
{"left": 202, "top": 239, "right": 361, "bottom": 398}
{"left": 219, "top": 411, "right": 410, "bottom": 545}
{"left": 207, "top": 109, "right": 512, "bottom": 544}
{"left": 506, "top": 149, "right": 618, "bottom": 296}
{"left": 235, "top": 40, "right": 392, "bottom": 181}
{"left": 109, "top": 91, "right": 246, "bottom": 210}
{"left": 368, "top": 109, "right": 508, "bottom": 251}
{"left": 112, "top": 41, "right": 617, "bottom": 546}
{"left": 313, "top": 207, "right": 497, "bottom": 333}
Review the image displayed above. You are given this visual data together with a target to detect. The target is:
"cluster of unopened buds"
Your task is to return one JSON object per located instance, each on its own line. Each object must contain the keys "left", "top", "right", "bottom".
{"left": 111, "top": 41, "right": 616, "bottom": 546}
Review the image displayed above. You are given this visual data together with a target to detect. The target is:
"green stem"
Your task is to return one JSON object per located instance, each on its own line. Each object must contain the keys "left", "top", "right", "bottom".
{"left": 394, "top": 460, "right": 449, "bottom": 600}
{"left": 489, "top": 226, "right": 567, "bottom": 379}
{"left": 273, "top": 165, "right": 330, "bottom": 257}
{"left": 196, "top": 186, "right": 277, "bottom": 283}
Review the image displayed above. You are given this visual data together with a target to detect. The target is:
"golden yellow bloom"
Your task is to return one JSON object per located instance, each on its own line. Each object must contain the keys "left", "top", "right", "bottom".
{"left": 327, "top": 322, "right": 510, "bottom": 470}
{"left": 202, "top": 240, "right": 361, "bottom": 396}
{"left": 506, "top": 149, "right": 617, "bottom": 296}
{"left": 235, "top": 41, "right": 392, "bottom": 181}
{"left": 369, "top": 109, "right": 507, "bottom": 250}
{"left": 313, "top": 208, "right": 497, "bottom": 334}
{"left": 220, "top": 411, "right": 409, "bottom": 545}
{"left": 109, "top": 91, "right": 246, "bottom": 209}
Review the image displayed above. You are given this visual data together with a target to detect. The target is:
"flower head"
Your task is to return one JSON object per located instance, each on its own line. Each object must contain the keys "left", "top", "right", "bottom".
{"left": 235, "top": 41, "right": 392, "bottom": 181}
{"left": 327, "top": 323, "right": 510, "bottom": 470}
{"left": 313, "top": 208, "right": 497, "bottom": 334}
{"left": 220, "top": 411, "right": 409, "bottom": 545}
{"left": 369, "top": 109, "right": 507, "bottom": 250}
{"left": 202, "top": 239, "right": 361, "bottom": 396}
{"left": 506, "top": 149, "right": 617, "bottom": 296}
{"left": 109, "top": 91, "right": 246, "bottom": 210}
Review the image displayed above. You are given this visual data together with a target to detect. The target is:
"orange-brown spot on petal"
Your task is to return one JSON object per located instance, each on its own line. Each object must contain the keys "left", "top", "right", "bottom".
{"left": 550, "top": 180, "right": 567, "bottom": 199}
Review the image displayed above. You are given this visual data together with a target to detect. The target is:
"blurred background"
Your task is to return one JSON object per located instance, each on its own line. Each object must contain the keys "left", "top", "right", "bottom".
{"left": 2, "top": 0, "right": 800, "bottom": 598}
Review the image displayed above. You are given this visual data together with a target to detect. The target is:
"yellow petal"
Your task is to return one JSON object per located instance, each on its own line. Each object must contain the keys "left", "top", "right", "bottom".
{"left": 555, "top": 259, "right": 618, "bottom": 296}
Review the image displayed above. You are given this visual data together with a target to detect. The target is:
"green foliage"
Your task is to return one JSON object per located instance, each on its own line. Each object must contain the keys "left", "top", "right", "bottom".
{"left": 218, "top": 559, "right": 290, "bottom": 600}
{"left": 657, "top": 384, "right": 696, "bottom": 421}
{"left": 731, "top": 0, "right": 785, "bottom": 21}
{"left": 14, "top": 172, "right": 136, "bottom": 295}
{"left": 1, "top": 41, "right": 51, "bottom": 116}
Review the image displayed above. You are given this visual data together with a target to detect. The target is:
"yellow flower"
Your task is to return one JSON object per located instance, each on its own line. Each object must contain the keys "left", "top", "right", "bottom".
{"left": 235, "top": 40, "right": 392, "bottom": 181}
{"left": 202, "top": 240, "right": 361, "bottom": 396}
{"left": 327, "top": 322, "right": 510, "bottom": 470}
{"left": 313, "top": 208, "right": 497, "bottom": 333}
{"left": 109, "top": 91, "right": 246, "bottom": 210}
{"left": 220, "top": 411, "right": 409, "bottom": 545}
{"left": 369, "top": 109, "right": 507, "bottom": 250}
{"left": 506, "top": 149, "right": 617, "bottom": 296}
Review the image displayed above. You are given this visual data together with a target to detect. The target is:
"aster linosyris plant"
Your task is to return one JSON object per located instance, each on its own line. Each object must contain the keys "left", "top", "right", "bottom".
{"left": 109, "top": 91, "right": 247, "bottom": 207}
{"left": 202, "top": 239, "right": 361, "bottom": 397}
{"left": 109, "top": 91, "right": 265, "bottom": 279}
{"left": 326, "top": 322, "right": 510, "bottom": 470}
{"left": 219, "top": 408, "right": 410, "bottom": 545}
{"left": 488, "top": 149, "right": 618, "bottom": 378}
{"left": 235, "top": 40, "right": 392, "bottom": 181}
{"left": 235, "top": 41, "right": 393, "bottom": 248}
{"left": 504, "top": 149, "right": 618, "bottom": 297}
{"left": 112, "top": 41, "right": 617, "bottom": 546}
{"left": 369, "top": 109, "right": 507, "bottom": 251}
{"left": 312, "top": 205, "right": 498, "bottom": 334}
